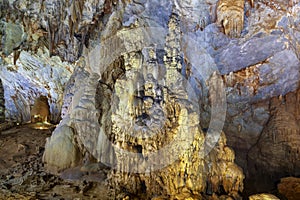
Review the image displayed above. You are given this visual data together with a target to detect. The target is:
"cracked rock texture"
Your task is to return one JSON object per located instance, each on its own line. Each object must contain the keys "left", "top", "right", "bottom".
{"left": 249, "top": 193, "right": 280, "bottom": 200}
{"left": 0, "top": 0, "right": 300, "bottom": 198}
{"left": 43, "top": 8, "right": 245, "bottom": 199}
{"left": 0, "top": 48, "right": 73, "bottom": 123}
{"left": 277, "top": 177, "right": 300, "bottom": 200}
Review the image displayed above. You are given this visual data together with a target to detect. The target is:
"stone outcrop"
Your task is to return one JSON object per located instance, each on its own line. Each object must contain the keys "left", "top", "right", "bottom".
{"left": 246, "top": 88, "right": 300, "bottom": 193}
{"left": 216, "top": 0, "right": 245, "bottom": 38}
{"left": 248, "top": 98, "right": 300, "bottom": 176}
{"left": 42, "top": 7, "right": 245, "bottom": 199}
{"left": 61, "top": 63, "right": 90, "bottom": 119}
{"left": 1, "top": 0, "right": 300, "bottom": 198}
{"left": 1, "top": 22, "right": 26, "bottom": 56}
{"left": 249, "top": 193, "right": 280, "bottom": 200}
{"left": 278, "top": 177, "right": 300, "bottom": 200}
{"left": 0, "top": 48, "right": 73, "bottom": 123}
{"left": 0, "top": 0, "right": 108, "bottom": 62}
{"left": 38, "top": 0, "right": 300, "bottom": 198}
{"left": 0, "top": 0, "right": 112, "bottom": 123}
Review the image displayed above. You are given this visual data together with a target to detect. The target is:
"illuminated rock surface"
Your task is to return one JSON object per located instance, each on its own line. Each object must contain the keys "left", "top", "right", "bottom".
{"left": 43, "top": 125, "right": 82, "bottom": 173}
{"left": 0, "top": 48, "right": 73, "bottom": 123}
{"left": 277, "top": 177, "right": 300, "bottom": 200}
{"left": 249, "top": 193, "right": 280, "bottom": 200}
{"left": 0, "top": 0, "right": 300, "bottom": 199}
{"left": 41, "top": 8, "right": 245, "bottom": 199}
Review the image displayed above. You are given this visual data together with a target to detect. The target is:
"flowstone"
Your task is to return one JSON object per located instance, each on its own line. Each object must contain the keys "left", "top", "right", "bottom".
{"left": 44, "top": 12, "right": 245, "bottom": 199}
{"left": 96, "top": 46, "right": 244, "bottom": 199}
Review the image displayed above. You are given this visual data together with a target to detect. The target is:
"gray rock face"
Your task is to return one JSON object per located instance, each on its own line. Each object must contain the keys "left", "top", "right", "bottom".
{"left": 215, "top": 35, "right": 287, "bottom": 75}
{"left": 183, "top": 4, "right": 300, "bottom": 184}
{"left": 256, "top": 49, "right": 299, "bottom": 100}
{"left": 0, "top": 49, "right": 73, "bottom": 123}
{"left": 1, "top": 22, "right": 26, "bottom": 55}
{"left": 61, "top": 64, "right": 90, "bottom": 118}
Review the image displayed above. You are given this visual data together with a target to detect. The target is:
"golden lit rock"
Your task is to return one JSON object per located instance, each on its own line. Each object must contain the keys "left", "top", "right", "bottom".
{"left": 217, "top": 0, "right": 245, "bottom": 37}
{"left": 278, "top": 177, "right": 300, "bottom": 200}
{"left": 30, "top": 95, "right": 50, "bottom": 123}
{"left": 249, "top": 193, "right": 280, "bottom": 200}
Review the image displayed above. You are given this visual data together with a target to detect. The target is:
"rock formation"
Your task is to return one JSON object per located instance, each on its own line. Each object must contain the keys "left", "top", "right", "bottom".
{"left": 42, "top": 6, "right": 245, "bottom": 199}
{"left": 43, "top": 125, "right": 82, "bottom": 173}
{"left": 30, "top": 95, "right": 50, "bottom": 123}
{"left": 0, "top": 0, "right": 300, "bottom": 198}
{"left": 278, "top": 177, "right": 300, "bottom": 200}
{"left": 217, "top": 0, "right": 245, "bottom": 37}
{"left": 249, "top": 193, "right": 280, "bottom": 200}
{"left": 0, "top": 48, "right": 73, "bottom": 123}
{"left": 0, "top": 0, "right": 107, "bottom": 123}
{"left": 246, "top": 88, "right": 300, "bottom": 193}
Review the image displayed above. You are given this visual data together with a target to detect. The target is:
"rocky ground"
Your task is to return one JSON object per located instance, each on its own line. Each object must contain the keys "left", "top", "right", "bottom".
{"left": 0, "top": 124, "right": 111, "bottom": 200}
{"left": 0, "top": 124, "right": 298, "bottom": 200}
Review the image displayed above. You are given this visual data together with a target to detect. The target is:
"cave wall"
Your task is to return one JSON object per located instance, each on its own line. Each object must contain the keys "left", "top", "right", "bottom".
{"left": 0, "top": 48, "right": 74, "bottom": 123}
{"left": 0, "top": 0, "right": 300, "bottom": 198}
{"left": 0, "top": 0, "right": 109, "bottom": 122}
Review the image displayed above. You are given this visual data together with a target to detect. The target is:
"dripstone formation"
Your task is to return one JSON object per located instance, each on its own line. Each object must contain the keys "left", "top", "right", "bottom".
{"left": 43, "top": 7, "right": 245, "bottom": 199}
{"left": 0, "top": 0, "right": 300, "bottom": 199}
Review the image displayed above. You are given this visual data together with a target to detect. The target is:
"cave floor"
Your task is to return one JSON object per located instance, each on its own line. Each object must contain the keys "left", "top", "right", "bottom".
{"left": 0, "top": 125, "right": 294, "bottom": 200}
{"left": 0, "top": 125, "right": 111, "bottom": 200}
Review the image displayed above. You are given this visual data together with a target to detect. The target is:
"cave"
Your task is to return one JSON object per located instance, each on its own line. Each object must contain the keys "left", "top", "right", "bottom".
{"left": 0, "top": 0, "right": 299, "bottom": 199}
